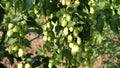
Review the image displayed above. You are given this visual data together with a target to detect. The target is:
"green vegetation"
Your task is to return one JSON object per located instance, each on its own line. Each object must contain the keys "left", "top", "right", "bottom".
{"left": 0, "top": 0, "right": 120, "bottom": 68}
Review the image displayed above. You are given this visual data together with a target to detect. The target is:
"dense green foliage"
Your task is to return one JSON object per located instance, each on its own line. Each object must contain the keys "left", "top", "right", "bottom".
{"left": 0, "top": 0, "right": 120, "bottom": 68}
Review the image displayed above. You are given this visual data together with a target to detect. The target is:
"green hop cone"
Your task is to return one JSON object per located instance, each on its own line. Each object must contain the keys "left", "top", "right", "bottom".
{"left": 73, "top": 28, "right": 79, "bottom": 37}
{"left": 25, "top": 63, "right": 31, "bottom": 68}
{"left": 48, "top": 59, "right": 53, "bottom": 68}
{"left": 77, "top": 37, "right": 81, "bottom": 45}
{"left": 85, "top": 46, "right": 89, "bottom": 52}
{"left": 8, "top": 23, "right": 14, "bottom": 29}
{"left": 12, "top": 45, "right": 18, "bottom": 51}
{"left": 43, "top": 35, "right": 48, "bottom": 41}
{"left": 71, "top": 45, "right": 79, "bottom": 55}
{"left": 34, "top": 9, "right": 38, "bottom": 14}
{"left": 66, "top": 0, "right": 71, "bottom": 6}
{"left": 12, "top": 25, "right": 20, "bottom": 32}
{"left": 66, "top": 14, "right": 71, "bottom": 21}
{"left": 7, "top": 30, "right": 13, "bottom": 37}
{"left": 47, "top": 36, "right": 51, "bottom": 41}
{"left": 48, "top": 62, "right": 52, "bottom": 68}
{"left": 69, "top": 27, "right": 74, "bottom": 32}
{"left": 43, "top": 24, "right": 47, "bottom": 31}
{"left": 73, "top": 0, "right": 80, "bottom": 8}
{"left": 18, "top": 62, "right": 23, "bottom": 68}
{"left": 63, "top": 27, "right": 69, "bottom": 36}
{"left": 43, "top": 31, "right": 48, "bottom": 36}
{"left": 67, "top": 34, "right": 73, "bottom": 42}
{"left": 18, "top": 48, "right": 24, "bottom": 57}
{"left": 19, "top": 31, "right": 25, "bottom": 38}
{"left": 69, "top": 43, "right": 74, "bottom": 48}
{"left": 47, "top": 22, "right": 51, "bottom": 29}
{"left": 61, "top": 18, "right": 67, "bottom": 27}
{"left": 96, "top": 34, "right": 103, "bottom": 45}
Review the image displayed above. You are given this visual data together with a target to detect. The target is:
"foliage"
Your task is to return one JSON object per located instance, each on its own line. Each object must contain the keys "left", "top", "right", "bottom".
{"left": 0, "top": 0, "right": 120, "bottom": 68}
{"left": 102, "top": 61, "right": 120, "bottom": 68}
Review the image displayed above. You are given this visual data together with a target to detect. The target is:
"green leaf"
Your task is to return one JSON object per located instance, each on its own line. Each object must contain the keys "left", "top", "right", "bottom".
{"left": 23, "top": 0, "right": 34, "bottom": 11}
{"left": 55, "top": 25, "right": 63, "bottom": 35}
{"left": 113, "top": 0, "right": 120, "bottom": 5}
{"left": 109, "top": 15, "right": 119, "bottom": 34}
{"left": 67, "top": 7, "right": 76, "bottom": 13}
{"left": 102, "top": 61, "right": 120, "bottom": 68}
{"left": 13, "top": 0, "right": 18, "bottom": 2}
{"left": 96, "top": 13, "right": 105, "bottom": 33}
{"left": 15, "top": 0, "right": 23, "bottom": 12}
{"left": 0, "top": 5, "right": 5, "bottom": 24}
{"left": 62, "top": 49, "right": 71, "bottom": 59}
{"left": 11, "top": 16, "right": 23, "bottom": 23}
{"left": 6, "top": 38, "right": 17, "bottom": 44}
{"left": 22, "top": 39, "right": 30, "bottom": 47}
{"left": 67, "top": 21, "right": 74, "bottom": 28}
